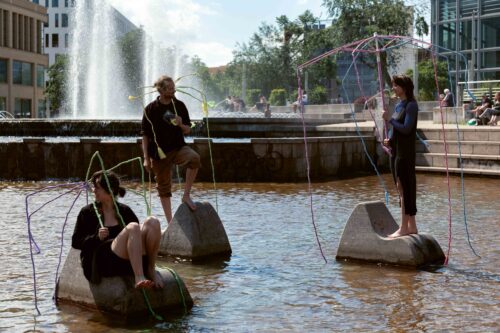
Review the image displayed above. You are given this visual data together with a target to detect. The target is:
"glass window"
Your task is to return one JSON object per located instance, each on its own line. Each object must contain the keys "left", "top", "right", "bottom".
{"left": 44, "top": 13, "right": 49, "bottom": 27}
{"left": 460, "top": 0, "right": 477, "bottom": 17}
{"left": 481, "top": 51, "right": 500, "bottom": 69}
{"left": 52, "top": 33, "right": 58, "bottom": 47}
{"left": 22, "top": 62, "right": 32, "bottom": 85}
{"left": 439, "top": 22, "right": 456, "bottom": 51}
{"left": 439, "top": 0, "right": 456, "bottom": 21}
{"left": 14, "top": 98, "right": 31, "bottom": 118}
{"left": 13, "top": 61, "right": 22, "bottom": 84}
{"left": 62, "top": 13, "right": 68, "bottom": 27}
{"left": 37, "top": 99, "right": 46, "bottom": 118}
{"left": 482, "top": 0, "right": 500, "bottom": 15}
{"left": 65, "top": 0, "right": 68, "bottom": 7}
{"left": 459, "top": 21, "right": 472, "bottom": 51}
{"left": 52, "top": 0, "right": 59, "bottom": 8}
{"left": 0, "top": 97, "right": 6, "bottom": 111}
{"left": 481, "top": 18, "right": 500, "bottom": 49}
{"left": 33, "top": 0, "right": 40, "bottom": 4}
{"left": 13, "top": 61, "right": 32, "bottom": 85}
{"left": 37, "top": 65, "right": 45, "bottom": 88}
{"left": 55, "top": 13, "right": 59, "bottom": 28}
{"left": 0, "top": 59, "right": 7, "bottom": 83}
{"left": 45, "top": 0, "right": 49, "bottom": 8}
{"left": 45, "top": 33, "right": 49, "bottom": 47}
{"left": 64, "top": 33, "right": 68, "bottom": 48}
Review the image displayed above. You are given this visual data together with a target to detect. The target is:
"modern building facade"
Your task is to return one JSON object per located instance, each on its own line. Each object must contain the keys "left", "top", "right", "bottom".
{"left": 0, "top": 0, "right": 48, "bottom": 118}
{"left": 30, "top": 0, "right": 137, "bottom": 66}
{"left": 431, "top": 0, "right": 500, "bottom": 84}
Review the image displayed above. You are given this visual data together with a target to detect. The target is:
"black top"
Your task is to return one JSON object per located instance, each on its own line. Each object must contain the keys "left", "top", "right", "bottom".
{"left": 389, "top": 99, "right": 419, "bottom": 160}
{"left": 141, "top": 97, "right": 192, "bottom": 160}
{"left": 71, "top": 202, "right": 139, "bottom": 282}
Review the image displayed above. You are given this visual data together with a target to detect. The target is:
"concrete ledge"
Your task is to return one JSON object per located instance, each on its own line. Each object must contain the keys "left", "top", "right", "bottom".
{"left": 336, "top": 201, "right": 445, "bottom": 267}
{"left": 56, "top": 248, "right": 193, "bottom": 318}
{"left": 159, "top": 202, "right": 232, "bottom": 259}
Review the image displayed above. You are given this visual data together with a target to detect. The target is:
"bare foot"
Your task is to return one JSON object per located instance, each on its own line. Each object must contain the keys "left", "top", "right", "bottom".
{"left": 135, "top": 278, "right": 154, "bottom": 289}
{"left": 182, "top": 195, "right": 197, "bottom": 211}
{"left": 387, "top": 228, "right": 411, "bottom": 238}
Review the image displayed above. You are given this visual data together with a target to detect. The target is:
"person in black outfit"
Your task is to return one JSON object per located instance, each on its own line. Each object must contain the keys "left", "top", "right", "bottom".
{"left": 382, "top": 75, "right": 419, "bottom": 237}
{"left": 72, "top": 171, "right": 162, "bottom": 288}
{"left": 142, "top": 75, "right": 201, "bottom": 224}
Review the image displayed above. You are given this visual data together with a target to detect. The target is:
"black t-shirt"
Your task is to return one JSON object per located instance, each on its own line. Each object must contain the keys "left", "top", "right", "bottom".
{"left": 141, "top": 97, "right": 192, "bottom": 159}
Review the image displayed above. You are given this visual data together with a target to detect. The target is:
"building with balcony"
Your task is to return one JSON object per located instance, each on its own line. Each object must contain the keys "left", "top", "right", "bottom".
{"left": 0, "top": 0, "right": 48, "bottom": 118}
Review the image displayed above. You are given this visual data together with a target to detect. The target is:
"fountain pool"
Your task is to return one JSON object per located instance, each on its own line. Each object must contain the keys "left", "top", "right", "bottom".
{"left": 0, "top": 173, "right": 498, "bottom": 332}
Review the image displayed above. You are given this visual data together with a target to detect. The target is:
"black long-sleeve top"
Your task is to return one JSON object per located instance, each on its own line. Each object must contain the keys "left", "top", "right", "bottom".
{"left": 71, "top": 202, "right": 138, "bottom": 282}
{"left": 389, "top": 99, "right": 419, "bottom": 160}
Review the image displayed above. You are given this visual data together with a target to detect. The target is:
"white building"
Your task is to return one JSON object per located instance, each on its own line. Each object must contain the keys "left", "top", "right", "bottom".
{"left": 29, "top": 0, "right": 137, "bottom": 66}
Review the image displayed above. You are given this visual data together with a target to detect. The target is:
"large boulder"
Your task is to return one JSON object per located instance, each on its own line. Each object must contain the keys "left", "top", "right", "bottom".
{"left": 336, "top": 201, "right": 445, "bottom": 267}
{"left": 56, "top": 248, "right": 193, "bottom": 318}
{"left": 159, "top": 202, "right": 232, "bottom": 259}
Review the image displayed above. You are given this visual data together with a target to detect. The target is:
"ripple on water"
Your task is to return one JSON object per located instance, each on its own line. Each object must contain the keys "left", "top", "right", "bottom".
{"left": 0, "top": 175, "right": 498, "bottom": 332}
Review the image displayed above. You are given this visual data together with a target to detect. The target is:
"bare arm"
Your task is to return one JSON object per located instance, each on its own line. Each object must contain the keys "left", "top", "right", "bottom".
{"left": 142, "top": 135, "right": 151, "bottom": 171}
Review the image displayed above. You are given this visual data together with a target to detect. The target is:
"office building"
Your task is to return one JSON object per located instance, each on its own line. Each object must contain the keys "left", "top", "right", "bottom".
{"left": 431, "top": 0, "right": 500, "bottom": 83}
{"left": 0, "top": 0, "right": 48, "bottom": 118}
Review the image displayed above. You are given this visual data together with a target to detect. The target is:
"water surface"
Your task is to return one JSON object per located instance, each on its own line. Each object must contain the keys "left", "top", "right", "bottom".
{"left": 0, "top": 174, "right": 498, "bottom": 332}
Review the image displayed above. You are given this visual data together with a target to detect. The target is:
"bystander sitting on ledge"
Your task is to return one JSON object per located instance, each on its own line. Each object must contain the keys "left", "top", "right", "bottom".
{"left": 292, "top": 90, "right": 308, "bottom": 113}
{"left": 478, "top": 92, "right": 500, "bottom": 126}
{"left": 250, "top": 95, "right": 271, "bottom": 117}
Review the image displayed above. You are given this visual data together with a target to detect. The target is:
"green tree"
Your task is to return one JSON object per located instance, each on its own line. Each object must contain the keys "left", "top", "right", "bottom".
{"left": 118, "top": 28, "right": 145, "bottom": 94}
{"left": 269, "top": 89, "right": 287, "bottom": 106}
{"left": 406, "top": 60, "right": 448, "bottom": 100}
{"left": 322, "top": 0, "right": 415, "bottom": 85}
{"left": 45, "top": 54, "right": 69, "bottom": 112}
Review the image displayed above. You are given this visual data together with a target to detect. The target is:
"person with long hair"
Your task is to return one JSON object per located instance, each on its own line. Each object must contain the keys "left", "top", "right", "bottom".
{"left": 72, "top": 171, "right": 163, "bottom": 288}
{"left": 382, "top": 75, "right": 419, "bottom": 237}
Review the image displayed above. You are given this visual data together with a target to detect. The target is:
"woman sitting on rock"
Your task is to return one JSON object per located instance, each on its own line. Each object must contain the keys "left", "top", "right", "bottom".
{"left": 72, "top": 170, "right": 163, "bottom": 289}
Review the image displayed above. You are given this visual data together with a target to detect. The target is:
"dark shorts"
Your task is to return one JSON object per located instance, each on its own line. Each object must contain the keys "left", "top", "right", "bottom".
{"left": 97, "top": 240, "right": 148, "bottom": 277}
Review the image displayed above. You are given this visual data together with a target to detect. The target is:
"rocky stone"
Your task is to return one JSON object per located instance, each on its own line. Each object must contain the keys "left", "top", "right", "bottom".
{"left": 56, "top": 248, "right": 192, "bottom": 318}
{"left": 336, "top": 201, "right": 445, "bottom": 267}
{"left": 159, "top": 202, "right": 232, "bottom": 259}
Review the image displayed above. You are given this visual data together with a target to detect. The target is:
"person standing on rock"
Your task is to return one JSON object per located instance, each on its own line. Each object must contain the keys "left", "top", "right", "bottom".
{"left": 141, "top": 75, "right": 201, "bottom": 224}
{"left": 72, "top": 171, "right": 163, "bottom": 288}
{"left": 382, "top": 74, "right": 419, "bottom": 238}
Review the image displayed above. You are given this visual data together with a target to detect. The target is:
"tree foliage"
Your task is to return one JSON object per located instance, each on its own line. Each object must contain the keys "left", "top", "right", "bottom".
{"left": 45, "top": 54, "right": 69, "bottom": 111}
{"left": 406, "top": 60, "right": 449, "bottom": 101}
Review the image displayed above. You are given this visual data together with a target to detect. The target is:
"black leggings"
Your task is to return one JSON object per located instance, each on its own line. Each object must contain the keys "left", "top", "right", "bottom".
{"left": 390, "top": 157, "right": 417, "bottom": 216}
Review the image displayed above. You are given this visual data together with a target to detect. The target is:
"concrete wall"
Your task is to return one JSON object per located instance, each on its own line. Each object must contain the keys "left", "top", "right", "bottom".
{"left": 0, "top": 136, "right": 376, "bottom": 181}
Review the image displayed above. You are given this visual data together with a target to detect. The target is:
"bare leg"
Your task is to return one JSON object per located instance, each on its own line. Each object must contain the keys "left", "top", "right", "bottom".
{"left": 182, "top": 167, "right": 198, "bottom": 211}
{"left": 388, "top": 179, "right": 412, "bottom": 238}
{"left": 141, "top": 216, "right": 163, "bottom": 288}
{"left": 112, "top": 222, "right": 153, "bottom": 288}
{"left": 159, "top": 196, "right": 172, "bottom": 224}
{"left": 407, "top": 215, "right": 418, "bottom": 234}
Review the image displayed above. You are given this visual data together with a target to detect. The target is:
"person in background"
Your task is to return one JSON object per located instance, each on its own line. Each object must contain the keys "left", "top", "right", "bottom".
{"left": 292, "top": 90, "right": 308, "bottom": 113}
{"left": 72, "top": 171, "right": 163, "bottom": 289}
{"left": 382, "top": 74, "right": 419, "bottom": 238}
{"left": 141, "top": 75, "right": 201, "bottom": 224}
{"left": 442, "top": 88, "right": 454, "bottom": 107}
{"left": 479, "top": 92, "right": 500, "bottom": 125}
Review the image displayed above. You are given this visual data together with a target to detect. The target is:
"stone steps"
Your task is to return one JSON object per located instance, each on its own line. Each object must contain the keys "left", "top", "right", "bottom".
{"left": 415, "top": 165, "right": 500, "bottom": 176}
{"left": 416, "top": 152, "right": 500, "bottom": 171}
{"left": 416, "top": 139, "right": 500, "bottom": 156}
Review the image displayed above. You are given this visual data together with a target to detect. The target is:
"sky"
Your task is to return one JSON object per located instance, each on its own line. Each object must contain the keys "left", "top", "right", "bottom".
{"left": 108, "top": 0, "right": 327, "bottom": 67}
{"left": 108, "top": 0, "right": 430, "bottom": 68}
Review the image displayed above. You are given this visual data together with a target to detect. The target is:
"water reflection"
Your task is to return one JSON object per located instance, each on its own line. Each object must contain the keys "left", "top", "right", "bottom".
{"left": 0, "top": 174, "right": 498, "bottom": 332}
